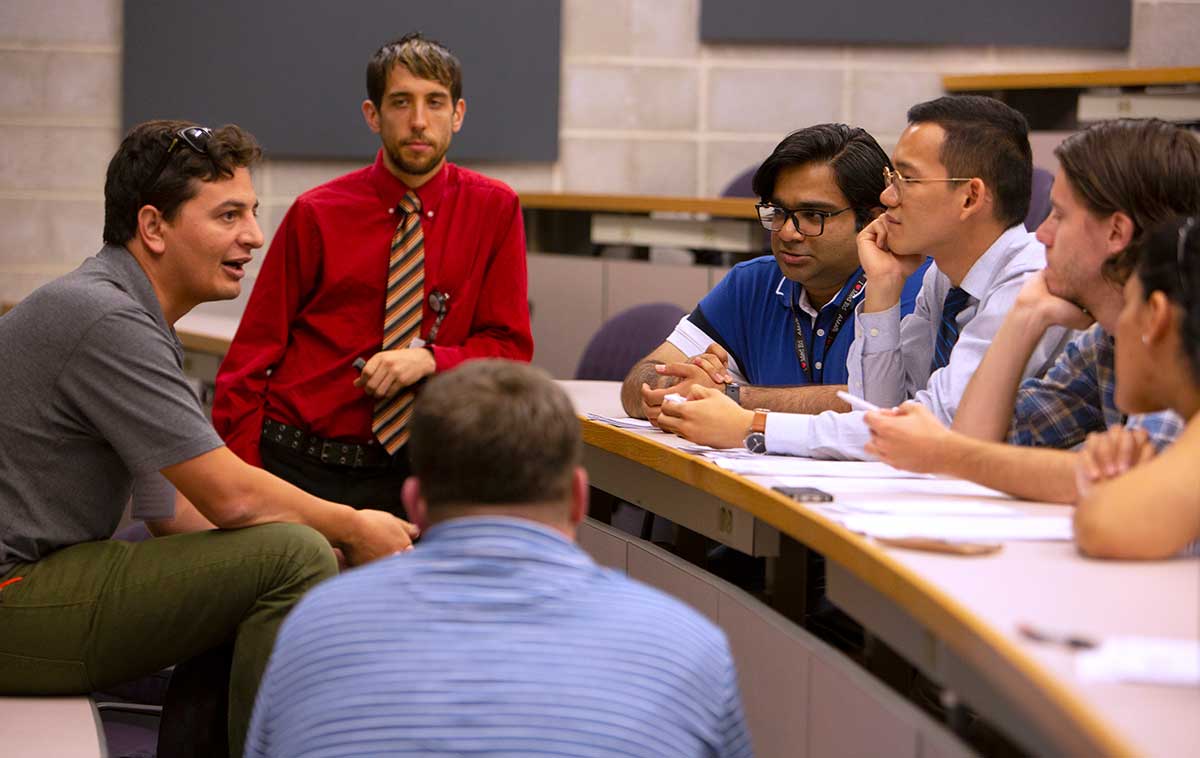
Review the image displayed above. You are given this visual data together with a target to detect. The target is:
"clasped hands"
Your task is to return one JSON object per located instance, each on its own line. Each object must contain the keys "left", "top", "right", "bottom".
{"left": 640, "top": 344, "right": 754, "bottom": 449}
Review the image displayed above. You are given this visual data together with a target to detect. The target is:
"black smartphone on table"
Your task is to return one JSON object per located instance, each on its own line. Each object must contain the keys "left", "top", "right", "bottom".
{"left": 772, "top": 485, "right": 834, "bottom": 503}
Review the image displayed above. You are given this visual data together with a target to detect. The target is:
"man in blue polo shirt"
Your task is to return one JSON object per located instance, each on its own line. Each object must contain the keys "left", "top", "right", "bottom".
{"left": 621, "top": 123, "right": 926, "bottom": 420}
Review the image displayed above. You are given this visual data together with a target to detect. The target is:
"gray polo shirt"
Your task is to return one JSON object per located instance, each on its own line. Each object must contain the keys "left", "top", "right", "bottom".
{"left": 0, "top": 246, "right": 223, "bottom": 573}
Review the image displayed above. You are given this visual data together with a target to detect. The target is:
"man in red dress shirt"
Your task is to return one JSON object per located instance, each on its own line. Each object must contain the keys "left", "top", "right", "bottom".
{"left": 213, "top": 34, "right": 533, "bottom": 515}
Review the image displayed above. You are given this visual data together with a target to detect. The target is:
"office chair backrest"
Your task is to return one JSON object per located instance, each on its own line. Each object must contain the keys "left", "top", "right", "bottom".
{"left": 574, "top": 303, "right": 687, "bottom": 382}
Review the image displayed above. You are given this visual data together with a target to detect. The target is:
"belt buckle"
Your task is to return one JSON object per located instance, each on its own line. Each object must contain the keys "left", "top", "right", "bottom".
{"left": 320, "top": 440, "right": 366, "bottom": 468}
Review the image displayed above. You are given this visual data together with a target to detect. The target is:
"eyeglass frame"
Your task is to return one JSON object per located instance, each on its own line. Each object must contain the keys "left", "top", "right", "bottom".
{"left": 139, "top": 126, "right": 214, "bottom": 206}
{"left": 882, "top": 167, "right": 974, "bottom": 199}
{"left": 1176, "top": 216, "right": 1196, "bottom": 304}
{"left": 754, "top": 202, "right": 855, "bottom": 237}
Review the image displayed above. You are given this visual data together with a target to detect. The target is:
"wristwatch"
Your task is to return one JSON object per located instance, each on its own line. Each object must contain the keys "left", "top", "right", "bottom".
{"left": 724, "top": 381, "right": 741, "bottom": 406}
{"left": 743, "top": 409, "right": 769, "bottom": 454}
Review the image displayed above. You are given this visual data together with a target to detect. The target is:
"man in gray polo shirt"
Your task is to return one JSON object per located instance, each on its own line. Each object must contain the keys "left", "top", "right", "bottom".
{"left": 0, "top": 120, "right": 418, "bottom": 758}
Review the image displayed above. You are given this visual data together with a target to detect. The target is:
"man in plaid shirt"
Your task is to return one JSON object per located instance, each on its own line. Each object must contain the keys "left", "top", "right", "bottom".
{"left": 861, "top": 119, "right": 1199, "bottom": 503}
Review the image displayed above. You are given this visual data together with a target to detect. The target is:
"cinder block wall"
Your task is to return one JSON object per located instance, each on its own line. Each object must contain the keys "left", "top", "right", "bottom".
{"left": 1, "top": 0, "right": 1196, "bottom": 307}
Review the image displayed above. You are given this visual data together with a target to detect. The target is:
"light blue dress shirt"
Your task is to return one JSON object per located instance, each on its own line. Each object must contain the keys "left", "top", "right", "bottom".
{"left": 765, "top": 225, "right": 1072, "bottom": 459}
{"left": 245, "top": 517, "right": 753, "bottom": 758}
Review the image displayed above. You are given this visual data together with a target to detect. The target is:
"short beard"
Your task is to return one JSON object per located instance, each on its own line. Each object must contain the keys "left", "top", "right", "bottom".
{"left": 386, "top": 144, "right": 447, "bottom": 178}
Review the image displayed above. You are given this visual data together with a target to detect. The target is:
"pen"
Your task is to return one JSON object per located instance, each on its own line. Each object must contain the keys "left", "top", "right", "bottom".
{"left": 353, "top": 358, "right": 366, "bottom": 371}
{"left": 1016, "top": 622, "right": 1098, "bottom": 649}
{"left": 837, "top": 390, "right": 880, "bottom": 412}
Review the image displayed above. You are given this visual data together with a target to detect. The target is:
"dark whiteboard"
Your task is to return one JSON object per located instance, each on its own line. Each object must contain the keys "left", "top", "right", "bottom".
{"left": 123, "top": 0, "right": 561, "bottom": 162}
{"left": 700, "top": 0, "right": 1129, "bottom": 49}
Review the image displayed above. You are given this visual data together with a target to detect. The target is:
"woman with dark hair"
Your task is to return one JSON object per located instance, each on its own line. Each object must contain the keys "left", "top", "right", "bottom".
{"left": 1073, "top": 216, "right": 1200, "bottom": 559}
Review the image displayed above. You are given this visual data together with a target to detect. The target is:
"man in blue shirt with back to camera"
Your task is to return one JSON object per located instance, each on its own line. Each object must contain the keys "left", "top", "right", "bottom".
{"left": 621, "top": 123, "right": 927, "bottom": 423}
{"left": 246, "top": 360, "right": 753, "bottom": 758}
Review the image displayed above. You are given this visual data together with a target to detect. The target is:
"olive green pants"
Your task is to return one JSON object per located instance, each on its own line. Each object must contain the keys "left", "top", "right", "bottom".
{"left": 0, "top": 523, "right": 338, "bottom": 757}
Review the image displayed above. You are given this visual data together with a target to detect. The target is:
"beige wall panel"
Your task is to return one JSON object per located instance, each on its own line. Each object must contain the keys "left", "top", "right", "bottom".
{"left": 627, "top": 541, "right": 720, "bottom": 622}
{"left": 1130, "top": 2, "right": 1200, "bottom": 67}
{"left": 808, "top": 655, "right": 920, "bottom": 758}
{"left": 261, "top": 159, "right": 366, "bottom": 198}
{"left": 604, "top": 258, "right": 710, "bottom": 322}
{"left": 708, "top": 68, "right": 842, "bottom": 134}
{"left": 562, "top": 0, "right": 633, "bottom": 57}
{"left": 0, "top": 0, "right": 120, "bottom": 45}
{"left": 561, "top": 138, "right": 631, "bottom": 194}
{"left": 718, "top": 590, "right": 811, "bottom": 758}
{"left": 0, "top": 51, "right": 48, "bottom": 114}
{"left": 565, "top": 64, "right": 698, "bottom": 132}
{"left": 0, "top": 125, "right": 117, "bottom": 192}
{"left": 849, "top": 70, "right": 943, "bottom": 139}
{"left": 630, "top": 0, "right": 700, "bottom": 59}
{"left": 704, "top": 140, "right": 775, "bottom": 198}
{"left": 46, "top": 52, "right": 119, "bottom": 118}
{"left": 631, "top": 139, "right": 698, "bottom": 196}
{"left": 527, "top": 253, "right": 604, "bottom": 379}
{"left": 577, "top": 518, "right": 630, "bottom": 573}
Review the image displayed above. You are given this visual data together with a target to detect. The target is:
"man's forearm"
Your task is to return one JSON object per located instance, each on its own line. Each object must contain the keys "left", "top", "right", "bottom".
{"left": 740, "top": 384, "right": 849, "bottom": 414}
{"left": 941, "top": 436, "right": 1079, "bottom": 504}
{"left": 621, "top": 361, "right": 664, "bottom": 417}
{"left": 952, "top": 308, "right": 1047, "bottom": 440}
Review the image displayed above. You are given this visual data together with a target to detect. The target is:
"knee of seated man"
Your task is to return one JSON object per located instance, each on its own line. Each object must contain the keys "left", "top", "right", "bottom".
{"left": 246, "top": 522, "right": 338, "bottom": 589}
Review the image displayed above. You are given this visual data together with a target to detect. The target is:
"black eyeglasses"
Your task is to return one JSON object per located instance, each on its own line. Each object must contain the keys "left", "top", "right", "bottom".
{"left": 755, "top": 203, "right": 853, "bottom": 237}
{"left": 140, "top": 126, "right": 213, "bottom": 204}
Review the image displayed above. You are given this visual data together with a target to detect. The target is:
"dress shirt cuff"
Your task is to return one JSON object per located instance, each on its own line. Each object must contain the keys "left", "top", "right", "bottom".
{"left": 856, "top": 304, "right": 901, "bottom": 355}
{"left": 764, "top": 412, "right": 814, "bottom": 457}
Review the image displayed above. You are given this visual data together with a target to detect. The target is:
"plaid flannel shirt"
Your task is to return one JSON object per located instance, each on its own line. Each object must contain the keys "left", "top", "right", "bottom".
{"left": 1009, "top": 324, "right": 1183, "bottom": 450}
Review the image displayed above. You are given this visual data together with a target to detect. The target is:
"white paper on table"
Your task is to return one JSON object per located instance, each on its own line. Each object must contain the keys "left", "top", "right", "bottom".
{"left": 711, "top": 457, "right": 934, "bottom": 479}
{"left": 819, "top": 498, "right": 1020, "bottom": 517}
{"left": 585, "top": 413, "right": 656, "bottom": 430}
{"left": 770, "top": 475, "right": 1010, "bottom": 499}
{"left": 1075, "top": 636, "right": 1200, "bottom": 687}
{"left": 839, "top": 514, "right": 1073, "bottom": 542}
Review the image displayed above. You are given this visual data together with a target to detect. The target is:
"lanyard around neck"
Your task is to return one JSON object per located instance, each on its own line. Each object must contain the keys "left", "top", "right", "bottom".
{"left": 790, "top": 271, "right": 867, "bottom": 383}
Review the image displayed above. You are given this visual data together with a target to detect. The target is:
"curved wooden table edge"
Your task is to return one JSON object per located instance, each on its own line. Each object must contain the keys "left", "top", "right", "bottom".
{"left": 580, "top": 418, "right": 1137, "bottom": 757}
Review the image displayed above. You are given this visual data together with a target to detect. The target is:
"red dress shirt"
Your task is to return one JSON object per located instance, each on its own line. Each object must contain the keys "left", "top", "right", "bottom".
{"left": 212, "top": 152, "right": 533, "bottom": 466}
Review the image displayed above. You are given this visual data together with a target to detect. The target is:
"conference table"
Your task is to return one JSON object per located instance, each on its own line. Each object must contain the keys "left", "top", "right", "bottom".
{"left": 560, "top": 380, "right": 1199, "bottom": 758}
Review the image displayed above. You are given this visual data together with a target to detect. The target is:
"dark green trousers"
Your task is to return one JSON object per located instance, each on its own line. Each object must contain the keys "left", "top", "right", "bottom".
{"left": 0, "top": 523, "right": 338, "bottom": 757}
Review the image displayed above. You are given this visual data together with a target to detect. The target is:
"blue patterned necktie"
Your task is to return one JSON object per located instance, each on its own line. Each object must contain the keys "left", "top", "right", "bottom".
{"left": 931, "top": 286, "right": 970, "bottom": 373}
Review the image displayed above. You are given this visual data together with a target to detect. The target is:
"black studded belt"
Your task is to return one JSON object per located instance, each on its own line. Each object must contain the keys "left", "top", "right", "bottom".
{"left": 261, "top": 418, "right": 394, "bottom": 469}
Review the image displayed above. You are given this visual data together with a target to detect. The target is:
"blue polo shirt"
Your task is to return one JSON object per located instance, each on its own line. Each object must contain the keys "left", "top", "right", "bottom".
{"left": 667, "top": 256, "right": 928, "bottom": 386}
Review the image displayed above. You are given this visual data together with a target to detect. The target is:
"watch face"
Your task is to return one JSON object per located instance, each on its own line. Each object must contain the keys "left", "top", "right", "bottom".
{"left": 744, "top": 431, "right": 767, "bottom": 454}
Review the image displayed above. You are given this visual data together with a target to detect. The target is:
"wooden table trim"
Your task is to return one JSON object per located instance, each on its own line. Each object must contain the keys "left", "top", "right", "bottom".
{"left": 581, "top": 418, "right": 1136, "bottom": 757}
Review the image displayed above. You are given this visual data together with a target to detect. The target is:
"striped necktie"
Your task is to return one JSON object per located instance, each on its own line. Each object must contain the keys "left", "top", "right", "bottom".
{"left": 372, "top": 190, "right": 424, "bottom": 454}
{"left": 930, "top": 286, "right": 970, "bottom": 373}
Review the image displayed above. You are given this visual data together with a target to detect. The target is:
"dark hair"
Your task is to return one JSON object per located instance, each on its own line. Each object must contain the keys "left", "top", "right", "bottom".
{"left": 752, "top": 123, "right": 892, "bottom": 231}
{"left": 906, "top": 95, "right": 1032, "bottom": 228}
{"left": 1135, "top": 216, "right": 1200, "bottom": 380}
{"left": 366, "top": 32, "right": 463, "bottom": 109}
{"left": 103, "top": 120, "right": 261, "bottom": 246}
{"left": 408, "top": 360, "right": 581, "bottom": 508}
{"left": 1054, "top": 119, "right": 1200, "bottom": 287}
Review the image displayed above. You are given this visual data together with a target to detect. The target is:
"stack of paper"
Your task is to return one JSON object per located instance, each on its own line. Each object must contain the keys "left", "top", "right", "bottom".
{"left": 711, "top": 457, "right": 934, "bottom": 479}
{"left": 1076, "top": 636, "right": 1200, "bottom": 687}
{"left": 584, "top": 413, "right": 656, "bottom": 430}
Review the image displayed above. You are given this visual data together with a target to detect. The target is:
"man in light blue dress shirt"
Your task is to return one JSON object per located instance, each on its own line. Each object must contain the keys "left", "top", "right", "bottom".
{"left": 246, "top": 360, "right": 753, "bottom": 758}
{"left": 658, "top": 96, "right": 1071, "bottom": 459}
